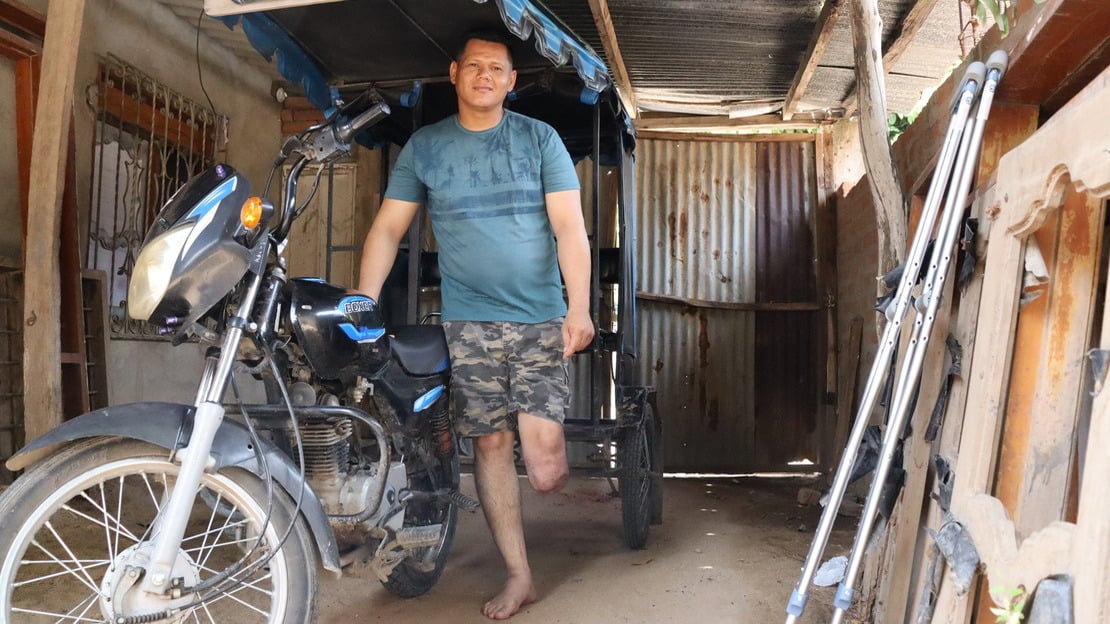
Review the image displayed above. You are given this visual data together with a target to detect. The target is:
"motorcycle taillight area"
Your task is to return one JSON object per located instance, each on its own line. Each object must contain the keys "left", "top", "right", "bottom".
{"left": 289, "top": 278, "right": 390, "bottom": 379}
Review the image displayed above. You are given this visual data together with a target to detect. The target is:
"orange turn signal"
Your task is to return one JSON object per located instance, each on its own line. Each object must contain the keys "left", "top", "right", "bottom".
{"left": 241, "top": 196, "right": 263, "bottom": 229}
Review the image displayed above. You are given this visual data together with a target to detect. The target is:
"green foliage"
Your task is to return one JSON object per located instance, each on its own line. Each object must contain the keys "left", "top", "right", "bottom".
{"left": 887, "top": 111, "right": 916, "bottom": 142}
{"left": 989, "top": 585, "right": 1027, "bottom": 623}
{"left": 972, "top": 0, "right": 1048, "bottom": 35}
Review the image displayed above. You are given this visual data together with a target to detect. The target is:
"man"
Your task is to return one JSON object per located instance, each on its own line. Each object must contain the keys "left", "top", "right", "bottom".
{"left": 357, "top": 30, "right": 594, "bottom": 620}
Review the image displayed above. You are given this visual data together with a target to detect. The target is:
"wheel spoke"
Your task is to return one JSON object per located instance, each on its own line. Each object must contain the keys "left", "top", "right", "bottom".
{"left": 35, "top": 522, "right": 103, "bottom": 595}
{"left": 198, "top": 579, "right": 273, "bottom": 617}
{"left": 95, "top": 482, "right": 114, "bottom": 562}
{"left": 183, "top": 529, "right": 256, "bottom": 558}
{"left": 13, "top": 560, "right": 110, "bottom": 587}
{"left": 194, "top": 490, "right": 226, "bottom": 571}
{"left": 196, "top": 600, "right": 216, "bottom": 623}
{"left": 11, "top": 605, "right": 103, "bottom": 622}
{"left": 1, "top": 446, "right": 303, "bottom": 623}
{"left": 66, "top": 496, "right": 142, "bottom": 546}
{"left": 64, "top": 590, "right": 102, "bottom": 624}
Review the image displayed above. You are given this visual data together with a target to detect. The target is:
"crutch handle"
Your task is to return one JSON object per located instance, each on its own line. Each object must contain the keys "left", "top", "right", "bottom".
{"left": 986, "top": 49, "right": 1009, "bottom": 80}
{"left": 951, "top": 62, "right": 986, "bottom": 111}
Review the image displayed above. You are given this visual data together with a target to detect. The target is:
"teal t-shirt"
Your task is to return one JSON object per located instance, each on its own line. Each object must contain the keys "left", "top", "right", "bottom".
{"left": 384, "top": 110, "right": 581, "bottom": 323}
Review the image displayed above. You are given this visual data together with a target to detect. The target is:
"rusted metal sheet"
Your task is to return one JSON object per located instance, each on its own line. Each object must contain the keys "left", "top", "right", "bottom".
{"left": 636, "top": 139, "right": 758, "bottom": 303}
{"left": 634, "top": 138, "right": 821, "bottom": 472}
{"left": 755, "top": 142, "right": 822, "bottom": 465}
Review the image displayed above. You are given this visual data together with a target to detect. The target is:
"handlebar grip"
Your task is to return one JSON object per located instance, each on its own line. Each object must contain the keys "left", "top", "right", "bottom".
{"left": 335, "top": 102, "right": 391, "bottom": 144}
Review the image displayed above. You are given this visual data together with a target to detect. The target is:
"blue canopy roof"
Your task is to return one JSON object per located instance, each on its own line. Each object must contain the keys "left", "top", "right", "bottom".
{"left": 219, "top": 0, "right": 614, "bottom": 116}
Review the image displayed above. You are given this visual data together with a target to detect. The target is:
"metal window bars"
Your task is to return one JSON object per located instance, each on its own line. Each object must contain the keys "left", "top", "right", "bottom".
{"left": 83, "top": 55, "right": 227, "bottom": 339}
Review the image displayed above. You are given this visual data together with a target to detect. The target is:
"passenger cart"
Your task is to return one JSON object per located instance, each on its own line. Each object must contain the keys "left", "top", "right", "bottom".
{"left": 220, "top": 0, "right": 662, "bottom": 548}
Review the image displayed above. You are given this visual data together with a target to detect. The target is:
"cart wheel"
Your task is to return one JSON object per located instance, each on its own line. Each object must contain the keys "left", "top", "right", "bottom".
{"left": 648, "top": 397, "right": 663, "bottom": 526}
{"left": 619, "top": 402, "right": 659, "bottom": 549}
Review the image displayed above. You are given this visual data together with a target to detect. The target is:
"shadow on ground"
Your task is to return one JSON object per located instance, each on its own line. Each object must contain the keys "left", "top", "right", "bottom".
{"left": 319, "top": 474, "right": 856, "bottom": 624}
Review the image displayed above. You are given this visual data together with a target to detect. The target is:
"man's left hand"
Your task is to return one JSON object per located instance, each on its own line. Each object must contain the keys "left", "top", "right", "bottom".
{"left": 562, "top": 310, "right": 595, "bottom": 359}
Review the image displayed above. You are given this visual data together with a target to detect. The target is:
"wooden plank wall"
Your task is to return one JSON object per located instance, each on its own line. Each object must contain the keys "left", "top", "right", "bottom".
{"left": 841, "top": 1, "right": 1110, "bottom": 621}
{"left": 930, "top": 61, "right": 1110, "bottom": 624}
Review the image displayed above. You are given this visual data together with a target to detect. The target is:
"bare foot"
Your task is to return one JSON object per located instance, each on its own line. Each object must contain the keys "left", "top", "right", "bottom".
{"left": 482, "top": 573, "right": 537, "bottom": 620}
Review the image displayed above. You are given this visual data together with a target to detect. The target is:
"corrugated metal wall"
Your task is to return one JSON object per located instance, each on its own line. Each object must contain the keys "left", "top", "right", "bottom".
{"left": 635, "top": 138, "right": 821, "bottom": 473}
{"left": 754, "top": 142, "right": 821, "bottom": 468}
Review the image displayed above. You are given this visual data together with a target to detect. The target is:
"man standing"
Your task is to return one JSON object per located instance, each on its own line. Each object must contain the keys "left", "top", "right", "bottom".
{"left": 357, "top": 30, "right": 594, "bottom": 620}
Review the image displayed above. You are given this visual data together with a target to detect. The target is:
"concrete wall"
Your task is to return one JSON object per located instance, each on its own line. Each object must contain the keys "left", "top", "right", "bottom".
{"left": 0, "top": 1, "right": 281, "bottom": 405}
{"left": 77, "top": 1, "right": 280, "bottom": 404}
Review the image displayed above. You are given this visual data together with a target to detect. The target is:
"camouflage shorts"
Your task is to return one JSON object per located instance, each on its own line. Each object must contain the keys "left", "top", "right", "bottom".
{"left": 442, "top": 318, "right": 569, "bottom": 437}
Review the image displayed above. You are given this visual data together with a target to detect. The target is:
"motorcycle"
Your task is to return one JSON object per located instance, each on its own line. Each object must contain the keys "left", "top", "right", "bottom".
{"left": 0, "top": 92, "right": 474, "bottom": 623}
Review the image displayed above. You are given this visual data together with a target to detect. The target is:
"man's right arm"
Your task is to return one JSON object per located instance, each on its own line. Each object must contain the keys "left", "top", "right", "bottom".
{"left": 357, "top": 198, "right": 422, "bottom": 300}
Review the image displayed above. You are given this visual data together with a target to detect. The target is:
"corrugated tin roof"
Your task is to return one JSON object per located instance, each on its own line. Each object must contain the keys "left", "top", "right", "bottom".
{"left": 542, "top": 0, "right": 964, "bottom": 125}
{"left": 162, "top": 0, "right": 968, "bottom": 131}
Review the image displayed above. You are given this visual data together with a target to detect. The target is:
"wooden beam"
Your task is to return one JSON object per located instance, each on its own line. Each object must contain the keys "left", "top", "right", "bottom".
{"left": 997, "top": 0, "right": 1110, "bottom": 107}
{"left": 0, "top": 0, "right": 45, "bottom": 40}
{"left": 782, "top": 0, "right": 843, "bottom": 120}
{"left": 22, "top": 0, "right": 86, "bottom": 442}
{"left": 635, "top": 114, "right": 822, "bottom": 132}
{"left": 0, "top": 26, "right": 39, "bottom": 58}
{"left": 636, "top": 292, "right": 822, "bottom": 312}
{"left": 585, "top": 0, "right": 637, "bottom": 118}
{"left": 635, "top": 130, "right": 817, "bottom": 143}
{"left": 203, "top": 0, "right": 345, "bottom": 17}
{"left": 842, "top": 0, "right": 941, "bottom": 112}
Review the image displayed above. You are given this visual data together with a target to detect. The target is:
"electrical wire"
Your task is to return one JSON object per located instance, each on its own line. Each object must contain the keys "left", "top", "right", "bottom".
{"left": 195, "top": 10, "right": 217, "bottom": 115}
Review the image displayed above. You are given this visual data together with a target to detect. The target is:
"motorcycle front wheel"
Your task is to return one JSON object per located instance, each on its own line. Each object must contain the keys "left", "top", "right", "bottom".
{"left": 0, "top": 437, "right": 318, "bottom": 624}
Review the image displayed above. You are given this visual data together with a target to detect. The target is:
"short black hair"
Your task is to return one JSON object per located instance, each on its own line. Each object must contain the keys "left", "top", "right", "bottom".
{"left": 455, "top": 28, "right": 515, "bottom": 66}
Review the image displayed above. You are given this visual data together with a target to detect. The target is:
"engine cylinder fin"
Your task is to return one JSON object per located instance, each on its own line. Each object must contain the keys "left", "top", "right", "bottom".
{"left": 295, "top": 416, "right": 352, "bottom": 480}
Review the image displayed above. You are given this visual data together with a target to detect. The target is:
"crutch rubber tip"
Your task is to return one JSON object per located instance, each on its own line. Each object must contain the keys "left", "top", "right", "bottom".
{"left": 786, "top": 589, "right": 807, "bottom": 616}
{"left": 986, "top": 49, "right": 1009, "bottom": 77}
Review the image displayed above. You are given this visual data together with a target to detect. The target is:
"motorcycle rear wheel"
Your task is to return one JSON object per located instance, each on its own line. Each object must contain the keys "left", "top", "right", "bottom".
{"left": 0, "top": 437, "right": 318, "bottom": 624}
{"left": 381, "top": 435, "right": 459, "bottom": 598}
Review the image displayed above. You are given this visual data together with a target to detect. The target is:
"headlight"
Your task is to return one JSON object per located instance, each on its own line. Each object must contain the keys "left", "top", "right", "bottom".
{"left": 127, "top": 225, "right": 192, "bottom": 321}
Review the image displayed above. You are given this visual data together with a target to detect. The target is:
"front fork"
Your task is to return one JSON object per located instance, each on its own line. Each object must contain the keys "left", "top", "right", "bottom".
{"left": 139, "top": 268, "right": 267, "bottom": 595}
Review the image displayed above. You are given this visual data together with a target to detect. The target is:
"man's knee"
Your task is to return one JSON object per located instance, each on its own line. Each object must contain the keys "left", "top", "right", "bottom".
{"left": 528, "top": 465, "right": 568, "bottom": 494}
{"left": 474, "top": 430, "right": 515, "bottom": 458}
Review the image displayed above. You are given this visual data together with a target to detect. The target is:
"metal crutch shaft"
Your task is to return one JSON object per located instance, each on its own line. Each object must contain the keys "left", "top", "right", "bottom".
{"left": 783, "top": 60, "right": 987, "bottom": 624}
{"left": 829, "top": 50, "right": 1009, "bottom": 624}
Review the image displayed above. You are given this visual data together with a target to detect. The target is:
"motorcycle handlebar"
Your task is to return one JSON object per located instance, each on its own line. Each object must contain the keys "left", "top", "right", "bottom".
{"left": 335, "top": 101, "right": 391, "bottom": 144}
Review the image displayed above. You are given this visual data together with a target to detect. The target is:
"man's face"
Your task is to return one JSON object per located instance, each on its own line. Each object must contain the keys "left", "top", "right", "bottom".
{"left": 450, "top": 39, "right": 517, "bottom": 113}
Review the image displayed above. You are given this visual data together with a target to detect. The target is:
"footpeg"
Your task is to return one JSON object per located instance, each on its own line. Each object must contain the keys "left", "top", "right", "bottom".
{"left": 446, "top": 490, "right": 481, "bottom": 512}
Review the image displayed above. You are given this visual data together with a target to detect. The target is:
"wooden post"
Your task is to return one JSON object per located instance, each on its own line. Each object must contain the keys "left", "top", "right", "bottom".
{"left": 22, "top": 0, "right": 86, "bottom": 442}
{"left": 848, "top": 0, "right": 907, "bottom": 283}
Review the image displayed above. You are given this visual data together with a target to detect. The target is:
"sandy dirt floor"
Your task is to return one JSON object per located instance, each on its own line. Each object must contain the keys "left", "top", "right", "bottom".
{"left": 318, "top": 474, "right": 858, "bottom": 624}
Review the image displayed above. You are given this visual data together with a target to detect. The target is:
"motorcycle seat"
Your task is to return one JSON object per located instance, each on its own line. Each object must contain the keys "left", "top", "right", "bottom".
{"left": 390, "top": 325, "right": 450, "bottom": 375}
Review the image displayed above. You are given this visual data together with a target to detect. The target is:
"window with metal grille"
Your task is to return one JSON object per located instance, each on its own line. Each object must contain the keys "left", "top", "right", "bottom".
{"left": 83, "top": 55, "right": 228, "bottom": 339}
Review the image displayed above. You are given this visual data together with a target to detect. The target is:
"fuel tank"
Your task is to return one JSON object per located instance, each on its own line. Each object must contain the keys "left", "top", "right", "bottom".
{"left": 289, "top": 278, "right": 390, "bottom": 380}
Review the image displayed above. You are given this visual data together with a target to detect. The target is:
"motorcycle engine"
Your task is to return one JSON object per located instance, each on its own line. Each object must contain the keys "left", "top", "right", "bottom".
{"left": 292, "top": 415, "right": 406, "bottom": 532}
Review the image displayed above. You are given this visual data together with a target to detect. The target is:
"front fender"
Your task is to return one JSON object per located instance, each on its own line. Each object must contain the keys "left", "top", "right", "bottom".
{"left": 6, "top": 402, "right": 341, "bottom": 573}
